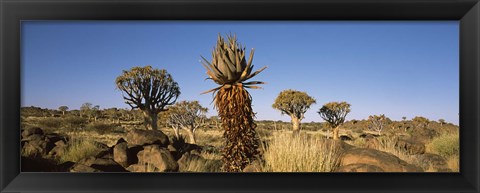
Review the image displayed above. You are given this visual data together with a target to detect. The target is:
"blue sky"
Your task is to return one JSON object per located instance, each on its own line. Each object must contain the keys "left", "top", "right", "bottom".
{"left": 21, "top": 21, "right": 459, "bottom": 125}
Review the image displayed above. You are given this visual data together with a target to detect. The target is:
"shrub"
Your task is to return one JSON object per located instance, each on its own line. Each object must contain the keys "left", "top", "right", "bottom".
{"left": 171, "top": 135, "right": 189, "bottom": 155}
{"left": 428, "top": 132, "right": 459, "bottom": 158}
{"left": 36, "top": 117, "right": 63, "bottom": 130}
{"left": 59, "top": 138, "right": 103, "bottom": 163}
{"left": 262, "top": 131, "right": 342, "bottom": 172}
{"left": 63, "top": 116, "right": 88, "bottom": 129}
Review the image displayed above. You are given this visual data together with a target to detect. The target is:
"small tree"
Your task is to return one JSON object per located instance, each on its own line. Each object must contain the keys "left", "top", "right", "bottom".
{"left": 402, "top": 116, "right": 407, "bottom": 121}
{"left": 272, "top": 90, "right": 316, "bottom": 133}
{"left": 58, "top": 106, "right": 69, "bottom": 116}
{"left": 92, "top": 105, "right": 101, "bottom": 122}
{"left": 438, "top": 119, "right": 446, "bottom": 126}
{"left": 368, "top": 114, "right": 391, "bottom": 135}
{"left": 167, "top": 101, "right": 208, "bottom": 144}
{"left": 318, "top": 102, "right": 351, "bottom": 140}
{"left": 116, "top": 66, "right": 181, "bottom": 131}
{"left": 80, "top": 102, "right": 93, "bottom": 120}
{"left": 412, "top": 116, "right": 430, "bottom": 129}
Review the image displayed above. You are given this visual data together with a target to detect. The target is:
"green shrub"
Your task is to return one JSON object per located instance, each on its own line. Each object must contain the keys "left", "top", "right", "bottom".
{"left": 59, "top": 138, "right": 103, "bottom": 163}
{"left": 429, "top": 132, "right": 459, "bottom": 158}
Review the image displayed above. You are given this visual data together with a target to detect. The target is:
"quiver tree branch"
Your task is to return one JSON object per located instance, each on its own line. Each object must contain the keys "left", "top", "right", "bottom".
{"left": 116, "top": 66, "right": 180, "bottom": 130}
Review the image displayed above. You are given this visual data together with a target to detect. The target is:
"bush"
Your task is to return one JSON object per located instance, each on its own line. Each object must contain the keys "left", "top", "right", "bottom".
{"left": 85, "top": 122, "right": 119, "bottom": 135}
{"left": 262, "top": 131, "right": 342, "bottom": 172}
{"left": 37, "top": 117, "right": 63, "bottom": 130}
{"left": 59, "top": 138, "right": 103, "bottom": 163}
{"left": 428, "top": 132, "right": 459, "bottom": 158}
{"left": 63, "top": 116, "right": 88, "bottom": 129}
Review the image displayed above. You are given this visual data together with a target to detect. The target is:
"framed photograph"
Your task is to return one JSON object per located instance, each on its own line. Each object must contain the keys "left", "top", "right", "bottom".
{"left": 1, "top": 0, "right": 479, "bottom": 192}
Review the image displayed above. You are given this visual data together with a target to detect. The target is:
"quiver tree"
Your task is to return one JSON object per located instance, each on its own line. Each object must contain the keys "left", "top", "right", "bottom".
{"left": 116, "top": 66, "right": 180, "bottom": 131}
{"left": 318, "top": 102, "right": 351, "bottom": 140}
{"left": 272, "top": 90, "right": 316, "bottom": 133}
{"left": 201, "top": 34, "right": 267, "bottom": 172}
{"left": 368, "top": 114, "right": 391, "bottom": 135}
{"left": 167, "top": 101, "right": 208, "bottom": 144}
{"left": 80, "top": 102, "right": 93, "bottom": 119}
{"left": 58, "top": 106, "right": 68, "bottom": 116}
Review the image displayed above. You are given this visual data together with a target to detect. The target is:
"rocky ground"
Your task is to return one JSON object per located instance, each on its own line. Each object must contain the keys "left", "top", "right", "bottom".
{"left": 21, "top": 125, "right": 455, "bottom": 172}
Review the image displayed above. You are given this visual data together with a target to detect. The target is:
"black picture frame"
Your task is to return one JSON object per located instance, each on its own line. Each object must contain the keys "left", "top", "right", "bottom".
{"left": 1, "top": 0, "right": 479, "bottom": 192}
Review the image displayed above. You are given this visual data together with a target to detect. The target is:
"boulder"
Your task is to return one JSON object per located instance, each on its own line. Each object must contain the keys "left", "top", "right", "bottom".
{"left": 126, "top": 129, "right": 169, "bottom": 147}
{"left": 70, "top": 164, "right": 102, "bottom": 172}
{"left": 22, "top": 139, "right": 48, "bottom": 157}
{"left": 412, "top": 153, "right": 452, "bottom": 172}
{"left": 340, "top": 148, "right": 423, "bottom": 172}
{"left": 21, "top": 127, "right": 44, "bottom": 138}
{"left": 113, "top": 142, "right": 129, "bottom": 167}
{"left": 126, "top": 163, "right": 157, "bottom": 172}
{"left": 71, "top": 156, "right": 127, "bottom": 172}
{"left": 335, "top": 163, "right": 384, "bottom": 172}
{"left": 395, "top": 139, "right": 425, "bottom": 155}
{"left": 137, "top": 145, "right": 178, "bottom": 172}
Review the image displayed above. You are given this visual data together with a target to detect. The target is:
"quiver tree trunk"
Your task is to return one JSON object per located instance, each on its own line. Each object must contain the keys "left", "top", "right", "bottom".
{"left": 185, "top": 129, "right": 196, "bottom": 144}
{"left": 333, "top": 126, "right": 340, "bottom": 140}
{"left": 291, "top": 116, "right": 301, "bottom": 134}
{"left": 143, "top": 111, "right": 159, "bottom": 130}
{"left": 216, "top": 85, "right": 259, "bottom": 172}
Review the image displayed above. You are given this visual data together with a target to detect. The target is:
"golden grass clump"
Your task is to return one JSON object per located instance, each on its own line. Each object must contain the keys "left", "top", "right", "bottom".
{"left": 59, "top": 138, "right": 103, "bottom": 163}
{"left": 262, "top": 131, "right": 342, "bottom": 172}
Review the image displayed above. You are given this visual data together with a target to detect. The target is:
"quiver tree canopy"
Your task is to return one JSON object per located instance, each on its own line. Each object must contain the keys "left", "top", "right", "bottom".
{"left": 272, "top": 89, "right": 316, "bottom": 132}
{"left": 116, "top": 66, "right": 180, "bottom": 130}
{"left": 318, "top": 101, "right": 351, "bottom": 140}
{"left": 167, "top": 100, "right": 208, "bottom": 144}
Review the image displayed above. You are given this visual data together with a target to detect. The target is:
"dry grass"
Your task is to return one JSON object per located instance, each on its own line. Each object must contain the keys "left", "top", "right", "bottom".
{"left": 374, "top": 136, "right": 414, "bottom": 164}
{"left": 59, "top": 137, "right": 104, "bottom": 163}
{"left": 262, "top": 131, "right": 342, "bottom": 172}
{"left": 65, "top": 131, "right": 124, "bottom": 147}
{"left": 426, "top": 131, "right": 460, "bottom": 172}
{"left": 179, "top": 152, "right": 223, "bottom": 172}
{"left": 447, "top": 155, "right": 459, "bottom": 172}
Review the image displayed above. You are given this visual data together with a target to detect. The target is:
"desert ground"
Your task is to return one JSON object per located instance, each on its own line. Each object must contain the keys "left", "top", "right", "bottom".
{"left": 20, "top": 106, "right": 459, "bottom": 172}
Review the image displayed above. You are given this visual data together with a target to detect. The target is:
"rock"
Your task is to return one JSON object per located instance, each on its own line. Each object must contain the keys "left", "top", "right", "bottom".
{"left": 177, "top": 152, "right": 205, "bottom": 171}
{"left": 21, "top": 134, "right": 44, "bottom": 142}
{"left": 396, "top": 139, "right": 425, "bottom": 155}
{"left": 126, "top": 129, "right": 169, "bottom": 147}
{"left": 137, "top": 145, "right": 178, "bottom": 172}
{"left": 22, "top": 139, "right": 48, "bottom": 157}
{"left": 54, "top": 140, "right": 66, "bottom": 147}
{"left": 48, "top": 145, "right": 65, "bottom": 157}
{"left": 243, "top": 161, "right": 263, "bottom": 172}
{"left": 412, "top": 153, "right": 452, "bottom": 172}
{"left": 126, "top": 163, "right": 156, "bottom": 172}
{"left": 340, "top": 134, "right": 353, "bottom": 141}
{"left": 364, "top": 137, "right": 380, "bottom": 149}
{"left": 116, "top": 138, "right": 127, "bottom": 145}
{"left": 411, "top": 128, "right": 439, "bottom": 143}
{"left": 114, "top": 142, "right": 128, "bottom": 167}
{"left": 340, "top": 148, "right": 423, "bottom": 172}
{"left": 21, "top": 127, "right": 44, "bottom": 138}
{"left": 70, "top": 164, "right": 102, "bottom": 172}
{"left": 127, "top": 145, "right": 144, "bottom": 165}
{"left": 73, "top": 156, "right": 127, "bottom": 172}
{"left": 335, "top": 163, "right": 384, "bottom": 172}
